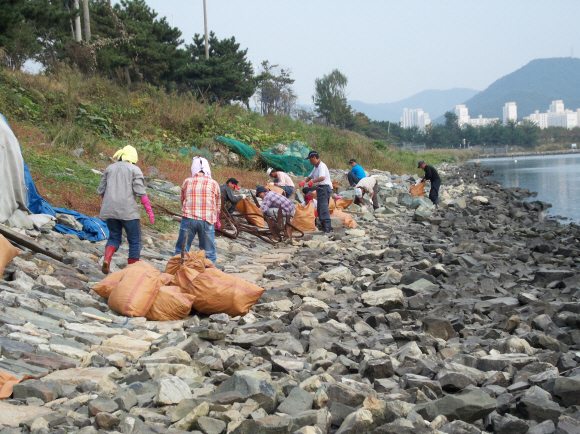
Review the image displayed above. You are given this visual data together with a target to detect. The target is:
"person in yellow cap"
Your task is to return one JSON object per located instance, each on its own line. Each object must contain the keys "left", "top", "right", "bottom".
{"left": 97, "top": 145, "right": 154, "bottom": 274}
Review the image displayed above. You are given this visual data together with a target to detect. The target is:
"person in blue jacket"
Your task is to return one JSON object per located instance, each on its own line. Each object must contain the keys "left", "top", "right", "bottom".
{"left": 347, "top": 158, "right": 367, "bottom": 186}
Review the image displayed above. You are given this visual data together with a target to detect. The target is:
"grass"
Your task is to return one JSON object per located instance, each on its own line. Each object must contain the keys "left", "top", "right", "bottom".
{"left": 2, "top": 66, "right": 479, "bottom": 220}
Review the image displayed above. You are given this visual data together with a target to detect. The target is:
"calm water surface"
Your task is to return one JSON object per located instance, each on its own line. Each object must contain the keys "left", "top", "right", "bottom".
{"left": 474, "top": 154, "right": 580, "bottom": 223}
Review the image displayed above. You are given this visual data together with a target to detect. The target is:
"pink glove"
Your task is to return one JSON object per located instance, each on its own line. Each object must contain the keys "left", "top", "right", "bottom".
{"left": 140, "top": 196, "right": 155, "bottom": 225}
{"left": 308, "top": 181, "right": 313, "bottom": 188}
{"left": 216, "top": 213, "right": 221, "bottom": 230}
{"left": 299, "top": 181, "right": 306, "bottom": 187}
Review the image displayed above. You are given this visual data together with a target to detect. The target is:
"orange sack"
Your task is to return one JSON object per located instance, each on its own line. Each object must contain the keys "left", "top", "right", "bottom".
{"left": 92, "top": 261, "right": 158, "bottom": 299}
{"left": 235, "top": 198, "right": 265, "bottom": 227}
{"left": 410, "top": 182, "right": 425, "bottom": 197}
{"left": 291, "top": 202, "right": 316, "bottom": 232}
{"left": 265, "top": 185, "right": 286, "bottom": 196}
{"left": 145, "top": 286, "right": 195, "bottom": 321}
{"left": 0, "top": 371, "right": 34, "bottom": 400}
{"left": 165, "top": 251, "right": 214, "bottom": 275}
{"left": 0, "top": 235, "right": 19, "bottom": 275}
{"left": 330, "top": 209, "right": 357, "bottom": 229}
{"left": 335, "top": 198, "right": 354, "bottom": 210}
{"left": 189, "top": 268, "right": 266, "bottom": 317}
{"left": 108, "top": 263, "right": 162, "bottom": 317}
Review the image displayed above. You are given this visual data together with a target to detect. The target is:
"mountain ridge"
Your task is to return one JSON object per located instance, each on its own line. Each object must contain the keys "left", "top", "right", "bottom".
{"left": 433, "top": 57, "right": 580, "bottom": 124}
{"left": 348, "top": 88, "right": 479, "bottom": 122}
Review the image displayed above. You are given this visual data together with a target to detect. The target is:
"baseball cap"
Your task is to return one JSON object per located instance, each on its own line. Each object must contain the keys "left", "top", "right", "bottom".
{"left": 256, "top": 185, "right": 267, "bottom": 195}
{"left": 349, "top": 158, "right": 357, "bottom": 163}
{"left": 355, "top": 188, "right": 363, "bottom": 198}
{"left": 267, "top": 168, "right": 274, "bottom": 176}
{"left": 417, "top": 160, "right": 425, "bottom": 168}
{"left": 305, "top": 150, "right": 319, "bottom": 160}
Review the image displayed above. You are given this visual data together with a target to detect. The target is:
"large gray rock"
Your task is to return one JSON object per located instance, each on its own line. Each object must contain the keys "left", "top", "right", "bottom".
{"left": 422, "top": 317, "right": 456, "bottom": 340}
{"left": 155, "top": 376, "right": 193, "bottom": 405}
{"left": 491, "top": 413, "right": 529, "bottom": 434}
{"left": 277, "top": 386, "right": 313, "bottom": 415}
{"left": 12, "top": 380, "right": 62, "bottom": 403}
{"left": 552, "top": 376, "right": 580, "bottom": 407}
{"left": 413, "top": 390, "right": 497, "bottom": 423}
{"left": 216, "top": 370, "right": 278, "bottom": 414}
{"left": 361, "top": 288, "right": 404, "bottom": 311}
{"left": 516, "top": 386, "right": 563, "bottom": 423}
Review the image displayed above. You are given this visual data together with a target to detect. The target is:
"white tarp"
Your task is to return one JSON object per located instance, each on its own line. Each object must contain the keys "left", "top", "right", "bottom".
{"left": 0, "top": 117, "right": 29, "bottom": 224}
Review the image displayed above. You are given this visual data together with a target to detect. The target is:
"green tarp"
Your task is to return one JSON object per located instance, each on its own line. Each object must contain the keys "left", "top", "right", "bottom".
{"left": 215, "top": 136, "right": 256, "bottom": 160}
{"left": 214, "top": 136, "right": 314, "bottom": 177}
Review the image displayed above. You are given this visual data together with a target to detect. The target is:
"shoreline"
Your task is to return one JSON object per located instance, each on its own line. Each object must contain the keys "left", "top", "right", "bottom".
{"left": 476, "top": 149, "right": 578, "bottom": 159}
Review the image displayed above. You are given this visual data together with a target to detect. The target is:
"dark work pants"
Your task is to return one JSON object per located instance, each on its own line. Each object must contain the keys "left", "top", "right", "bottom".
{"left": 429, "top": 179, "right": 441, "bottom": 206}
{"left": 347, "top": 172, "right": 360, "bottom": 186}
{"left": 354, "top": 183, "right": 380, "bottom": 210}
{"left": 106, "top": 219, "right": 142, "bottom": 259}
{"left": 280, "top": 186, "right": 294, "bottom": 198}
{"left": 316, "top": 185, "right": 332, "bottom": 233}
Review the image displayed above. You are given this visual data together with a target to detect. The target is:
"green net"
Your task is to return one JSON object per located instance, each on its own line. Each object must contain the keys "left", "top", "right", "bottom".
{"left": 179, "top": 146, "right": 212, "bottom": 159}
{"left": 215, "top": 136, "right": 256, "bottom": 160}
{"left": 259, "top": 141, "right": 314, "bottom": 176}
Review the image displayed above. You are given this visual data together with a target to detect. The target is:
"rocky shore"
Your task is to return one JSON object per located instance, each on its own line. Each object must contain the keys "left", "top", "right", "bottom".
{"left": 0, "top": 162, "right": 579, "bottom": 434}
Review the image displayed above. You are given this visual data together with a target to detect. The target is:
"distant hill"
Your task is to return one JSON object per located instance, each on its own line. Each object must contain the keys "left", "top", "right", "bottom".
{"left": 433, "top": 57, "right": 580, "bottom": 124}
{"left": 348, "top": 88, "right": 479, "bottom": 122}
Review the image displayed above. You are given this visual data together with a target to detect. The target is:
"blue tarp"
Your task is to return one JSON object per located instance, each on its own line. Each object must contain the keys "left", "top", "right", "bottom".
{"left": 1, "top": 114, "right": 109, "bottom": 242}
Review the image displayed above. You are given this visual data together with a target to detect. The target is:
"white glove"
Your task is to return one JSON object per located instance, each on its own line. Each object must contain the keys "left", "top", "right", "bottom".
{"left": 240, "top": 194, "right": 247, "bottom": 199}
{"left": 369, "top": 199, "right": 373, "bottom": 205}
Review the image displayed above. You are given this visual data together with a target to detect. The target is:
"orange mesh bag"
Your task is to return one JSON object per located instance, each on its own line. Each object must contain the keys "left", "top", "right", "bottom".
{"left": 328, "top": 197, "right": 336, "bottom": 211}
{"left": 265, "top": 185, "right": 285, "bottom": 196}
{"left": 291, "top": 202, "right": 316, "bottom": 232}
{"left": 91, "top": 261, "right": 157, "bottom": 299}
{"left": 108, "top": 264, "right": 162, "bottom": 317}
{"left": 410, "top": 183, "right": 425, "bottom": 197}
{"left": 145, "top": 286, "right": 195, "bottom": 321}
{"left": 330, "top": 209, "right": 357, "bottom": 229}
{"left": 165, "top": 251, "right": 214, "bottom": 275}
{"left": 0, "top": 235, "right": 19, "bottom": 275}
{"left": 235, "top": 198, "right": 265, "bottom": 227}
{"left": 189, "top": 268, "right": 266, "bottom": 317}
{"left": 335, "top": 199, "right": 354, "bottom": 210}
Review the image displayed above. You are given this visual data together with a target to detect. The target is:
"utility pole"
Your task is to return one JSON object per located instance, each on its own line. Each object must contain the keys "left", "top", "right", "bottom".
{"left": 82, "top": 0, "right": 91, "bottom": 42}
{"left": 203, "top": 0, "right": 209, "bottom": 59}
{"left": 73, "top": 0, "right": 82, "bottom": 42}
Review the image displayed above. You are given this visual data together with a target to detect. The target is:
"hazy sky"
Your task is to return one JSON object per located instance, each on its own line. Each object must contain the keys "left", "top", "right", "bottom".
{"left": 140, "top": 1, "right": 579, "bottom": 105}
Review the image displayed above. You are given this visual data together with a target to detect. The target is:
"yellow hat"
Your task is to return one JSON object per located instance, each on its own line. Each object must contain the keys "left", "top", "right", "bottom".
{"left": 113, "top": 145, "right": 138, "bottom": 164}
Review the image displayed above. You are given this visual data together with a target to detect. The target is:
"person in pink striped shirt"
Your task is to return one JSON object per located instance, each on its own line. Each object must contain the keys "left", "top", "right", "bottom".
{"left": 174, "top": 157, "right": 221, "bottom": 264}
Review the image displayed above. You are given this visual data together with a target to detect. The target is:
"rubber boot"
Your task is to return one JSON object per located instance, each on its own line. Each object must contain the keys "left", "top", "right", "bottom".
{"left": 101, "top": 246, "right": 116, "bottom": 274}
{"left": 128, "top": 258, "right": 140, "bottom": 265}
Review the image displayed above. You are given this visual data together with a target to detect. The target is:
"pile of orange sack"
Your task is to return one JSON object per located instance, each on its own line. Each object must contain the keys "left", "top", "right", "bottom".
{"left": 91, "top": 251, "right": 265, "bottom": 321}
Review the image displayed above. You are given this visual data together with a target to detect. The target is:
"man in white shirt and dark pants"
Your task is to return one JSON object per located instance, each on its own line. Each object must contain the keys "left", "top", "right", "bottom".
{"left": 299, "top": 150, "right": 333, "bottom": 234}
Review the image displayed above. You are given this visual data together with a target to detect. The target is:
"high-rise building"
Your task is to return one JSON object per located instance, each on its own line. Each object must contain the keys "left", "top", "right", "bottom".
{"left": 549, "top": 100, "right": 565, "bottom": 113}
{"left": 524, "top": 110, "right": 549, "bottom": 129}
{"left": 401, "top": 108, "right": 431, "bottom": 130}
{"left": 468, "top": 115, "right": 499, "bottom": 127}
{"left": 503, "top": 102, "right": 517, "bottom": 125}
{"left": 455, "top": 105, "right": 469, "bottom": 126}
{"left": 548, "top": 111, "right": 578, "bottom": 129}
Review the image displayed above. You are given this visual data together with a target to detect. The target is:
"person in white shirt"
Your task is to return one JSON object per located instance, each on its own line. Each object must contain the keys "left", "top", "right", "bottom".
{"left": 299, "top": 150, "right": 333, "bottom": 234}
{"left": 301, "top": 193, "right": 317, "bottom": 210}
{"left": 267, "top": 168, "right": 295, "bottom": 198}
{"left": 355, "top": 176, "right": 379, "bottom": 210}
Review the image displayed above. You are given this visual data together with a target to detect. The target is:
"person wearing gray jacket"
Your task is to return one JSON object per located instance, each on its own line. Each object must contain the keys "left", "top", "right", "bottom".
{"left": 97, "top": 145, "right": 154, "bottom": 274}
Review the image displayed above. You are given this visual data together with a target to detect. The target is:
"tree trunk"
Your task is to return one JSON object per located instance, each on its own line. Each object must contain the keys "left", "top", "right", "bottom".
{"left": 124, "top": 67, "right": 131, "bottom": 86}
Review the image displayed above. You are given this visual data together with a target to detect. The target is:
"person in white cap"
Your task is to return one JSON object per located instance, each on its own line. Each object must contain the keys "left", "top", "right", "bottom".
{"left": 354, "top": 176, "right": 379, "bottom": 210}
{"left": 267, "top": 168, "right": 295, "bottom": 198}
